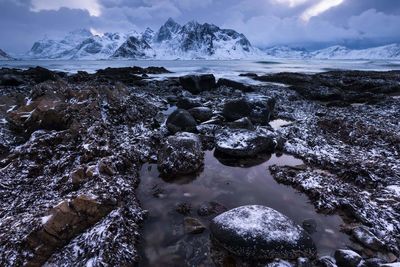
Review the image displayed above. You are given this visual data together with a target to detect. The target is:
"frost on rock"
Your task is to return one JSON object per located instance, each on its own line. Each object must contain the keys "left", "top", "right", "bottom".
{"left": 210, "top": 205, "right": 316, "bottom": 260}
{"left": 157, "top": 132, "right": 204, "bottom": 176}
{"left": 215, "top": 128, "right": 276, "bottom": 157}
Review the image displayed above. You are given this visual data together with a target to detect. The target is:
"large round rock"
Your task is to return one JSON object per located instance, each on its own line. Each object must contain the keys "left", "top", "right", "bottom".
{"left": 215, "top": 128, "right": 276, "bottom": 157}
{"left": 210, "top": 205, "right": 317, "bottom": 260}
{"left": 166, "top": 109, "right": 197, "bottom": 134}
{"left": 157, "top": 132, "right": 204, "bottom": 176}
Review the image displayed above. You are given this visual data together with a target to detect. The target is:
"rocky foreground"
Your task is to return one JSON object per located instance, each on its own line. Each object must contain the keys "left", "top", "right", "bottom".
{"left": 0, "top": 66, "right": 399, "bottom": 266}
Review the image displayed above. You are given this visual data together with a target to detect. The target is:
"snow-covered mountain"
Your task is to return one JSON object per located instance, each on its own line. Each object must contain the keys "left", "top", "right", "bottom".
{"left": 151, "top": 18, "right": 260, "bottom": 59}
{"left": 25, "top": 18, "right": 261, "bottom": 60}
{"left": 0, "top": 49, "right": 13, "bottom": 60}
{"left": 263, "top": 44, "right": 400, "bottom": 60}
{"left": 263, "top": 46, "right": 310, "bottom": 59}
{"left": 311, "top": 44, "right": 400, "bottom": 59}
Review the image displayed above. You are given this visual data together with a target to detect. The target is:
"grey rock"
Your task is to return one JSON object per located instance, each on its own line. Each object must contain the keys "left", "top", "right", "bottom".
{"left": 179, "top": 74, "right": 216, "bottom": 94}
{"left": 157, "top": 132, "right": 204, "bottom": 176}
{"left": 166, "top": 109, "right": 197, "bottom": 134}
{"left": 210, "top": 205, "right": 317, "bottom": 260}
{"left": 188, "top": 107, "right": 213, "bottom": 122}
{"left": 334, "top": 249, "right": 362, "bottom": 267}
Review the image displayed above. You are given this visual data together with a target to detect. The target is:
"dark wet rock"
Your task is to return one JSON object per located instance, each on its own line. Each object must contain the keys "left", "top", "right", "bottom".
{"left": 222, "top": 98, "right": 252, "bottom": 121}
{"left": 188, "top": 107, "right": 213, "bottom": 122}
{"left": 227, "top": 117, "right": 254, "bottom": 130}
{"left": 210, "top": 205, "right": 317, "bottom": 260}
{"left": 179, "top": 74, "right": 217, "bottom": 94}
{"left": 166, "top": 109, "right": 197, "bottom": 134}
{"left": 297, "top": 257, "right": 312, "bottom": 267}
{"left": 24, "top": 67, "right": 60, "bottom": 84}
{"left": 215, "top": 128, "right": 276, "bottom": 157}
{"left": 217, "top": 78, "right": 253, "bottom": 92}
{"left": 0, "top": 74, "right": 24, "bottom": 86}
{"left": 352, "top": 226, "right": 385, "bottom": 251}
{"left": 197, "top": 201, "right": 227, "bottom": 217}
{"left": 176, "top": 202, "right": 192, "bottom": 215}
{"left": 184, "top": 217, "right": 206, "bottom": 234}
{"left": 334, "top": 249, "right": 362, "bottom": 267}
{"left": 176, "top": 97, "right": 202, "bottom": 109}
{"left": 317, "top": 256, "right": 338, "bottom": 267}
{"left": 239, "top": 73, "right": 258, "bottom": 78}
{"left": 302, "top": 219, "right": 317, "bottom": 234}
{"left": 256, "top": 70, "right": 400, "bottom": 103}
{"left": 222, "top": 97, "right": 274, "bottom": 124}
{"left": 157, "top": 132, "right": 204, "bottom": 176}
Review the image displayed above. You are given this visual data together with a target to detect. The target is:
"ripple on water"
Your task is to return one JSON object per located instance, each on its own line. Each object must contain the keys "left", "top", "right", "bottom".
{"left": 137, "top": 151, "right": 351, "bottom": 266}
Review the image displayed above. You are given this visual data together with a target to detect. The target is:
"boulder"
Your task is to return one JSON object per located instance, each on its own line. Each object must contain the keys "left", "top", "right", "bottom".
{"left": 217, "top": 78, "right": 253, "bottom": 92}
{"left": 215, "top": 128, "right": 276, "bottom": 157}
{"left": 222, "top": 98, "right": 252, "bottom": 122}
{"left": 222, "top": 97, "right": 275, "bottom": 125}
{"left": 179, "top": 74, "right": 216, "bottom": 94}
{"left": 0, "top": 74, "right": 24, "bottom": 86}
{"left": 188, "top": 107, "right": 213, "bottom": 122}
{"left": 210, "top": 205, "right": 317, "bottom": 260}
{"left": 176, "top": 97, "right": 202, "bottom": 109}
{"left": 157, "top": 132, "right": 204, "bottom": 176}
{"left": 166, "top": 109, "right": 197, "bottom": 134}
{"left": 334, "top": 249, "right": 362, "bottom": 267}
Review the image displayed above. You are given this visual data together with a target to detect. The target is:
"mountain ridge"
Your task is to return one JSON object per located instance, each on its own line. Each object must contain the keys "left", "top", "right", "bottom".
{"left": 26, "top": 18, "right": 260, "bottom": 60}
{"left": 22, "top": 19, "right": 400, "bottom": 60}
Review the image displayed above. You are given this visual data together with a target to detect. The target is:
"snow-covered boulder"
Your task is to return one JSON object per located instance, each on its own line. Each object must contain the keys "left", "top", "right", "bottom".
{"left": 215, "top": 128, "right": 276, "bottom": 157}
{"left": 157, "top": 132, "right": 204, "bottom": 177}
{"left": 210, "top": 205, "right": 317, "bottom": 260}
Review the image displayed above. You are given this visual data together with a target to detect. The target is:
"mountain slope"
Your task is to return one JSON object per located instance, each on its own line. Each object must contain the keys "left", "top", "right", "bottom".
{"left": 312, "top": 44, "right": 400, "bottom": 59}
{"left": 0, "top": 49, "right": 13, "bottom": 60}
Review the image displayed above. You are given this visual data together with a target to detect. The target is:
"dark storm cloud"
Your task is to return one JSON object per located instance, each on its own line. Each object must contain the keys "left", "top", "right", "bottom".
{"left": 0, "top": 0, "right": 399, "bottom": 54}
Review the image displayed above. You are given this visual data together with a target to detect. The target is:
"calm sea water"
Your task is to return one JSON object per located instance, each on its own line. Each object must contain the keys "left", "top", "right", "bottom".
{"left": 1, "top": 59, "right": 400, "bottom": 84}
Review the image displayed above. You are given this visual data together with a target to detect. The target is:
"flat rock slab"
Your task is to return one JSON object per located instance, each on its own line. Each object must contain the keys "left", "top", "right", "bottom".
{"left": 215, "top": 128, "right": 276, "bottom": 157}
{"left": 210, "top": 205, "right": 316, "bottom": 260}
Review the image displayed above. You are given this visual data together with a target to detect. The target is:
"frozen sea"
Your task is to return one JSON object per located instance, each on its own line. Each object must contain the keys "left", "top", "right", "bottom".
{"left": 1, "top": 59, "right": 400, "bottom": 84}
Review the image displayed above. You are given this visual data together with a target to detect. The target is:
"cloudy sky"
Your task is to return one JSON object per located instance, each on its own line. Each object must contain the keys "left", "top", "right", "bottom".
{"left": 1, "top": 0, "right": 399, "bottom": 54}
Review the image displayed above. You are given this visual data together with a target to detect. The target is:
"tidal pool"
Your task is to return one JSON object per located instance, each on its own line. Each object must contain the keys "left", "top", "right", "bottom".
{"left": 137, "top": 150, "right": 351, "bottom": 266}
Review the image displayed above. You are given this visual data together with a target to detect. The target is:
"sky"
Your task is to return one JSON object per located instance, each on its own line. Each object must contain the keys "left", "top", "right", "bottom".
{"left": 0, "top": 0, "right": 399, "bottom": 54}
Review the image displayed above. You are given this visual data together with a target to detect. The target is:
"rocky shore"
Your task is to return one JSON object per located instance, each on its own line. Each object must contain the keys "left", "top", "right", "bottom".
{"left": 0, "top": 66, "right": 399, "bottom": 266}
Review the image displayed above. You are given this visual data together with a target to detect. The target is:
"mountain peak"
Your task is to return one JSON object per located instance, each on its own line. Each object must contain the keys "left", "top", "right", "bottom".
{"left": 165, "top": 17, "right": 179, "bottom": 27}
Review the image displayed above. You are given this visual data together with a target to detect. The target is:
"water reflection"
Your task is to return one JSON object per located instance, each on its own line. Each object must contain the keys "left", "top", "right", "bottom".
{"left": 137, "top": 151, "right": 351, "bottom": 266}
